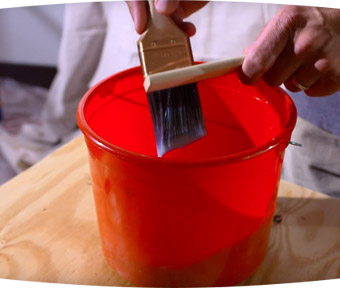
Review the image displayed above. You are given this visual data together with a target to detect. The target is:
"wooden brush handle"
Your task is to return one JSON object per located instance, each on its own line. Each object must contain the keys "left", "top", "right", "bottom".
{"left": 144, "top": 56, "right": 245, "bottom": 92}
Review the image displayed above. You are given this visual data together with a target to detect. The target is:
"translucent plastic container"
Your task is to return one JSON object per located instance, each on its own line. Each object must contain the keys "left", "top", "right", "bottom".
{"left": 77, "top": 66, "right": 297, "bottom": 287}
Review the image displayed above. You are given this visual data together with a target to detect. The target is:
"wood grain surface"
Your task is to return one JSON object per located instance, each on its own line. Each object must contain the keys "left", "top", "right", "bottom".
{"left": 0, "top": 136, "right": 339, "bottom": 286}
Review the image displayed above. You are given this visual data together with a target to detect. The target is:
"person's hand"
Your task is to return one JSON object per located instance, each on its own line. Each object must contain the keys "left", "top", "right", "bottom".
{"left": 126, "top": 0, "right": 208, "bottom": 36}
{"left": 241, "top": 6, "right": 340, "bottom": 96}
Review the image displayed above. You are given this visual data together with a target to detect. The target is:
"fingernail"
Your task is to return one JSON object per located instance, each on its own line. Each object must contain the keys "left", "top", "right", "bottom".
{"left": 238, "top": 68, "right": 253, "bottom": 85}
{"left": 241, "top": 54, "right": 264, "bottom": 85}
{"left": 155, "top": 0, "right": 177, "bottom": 14}
{"left": 155, "top": 0, "right": 167, "bottom": 13}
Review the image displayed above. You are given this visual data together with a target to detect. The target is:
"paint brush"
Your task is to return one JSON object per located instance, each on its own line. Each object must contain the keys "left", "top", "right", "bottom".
{"left": 137, "top": 0, "right": 206, "bottom": 157}
{"left": 144, "top": 56, "right": 244, "bottom": 93}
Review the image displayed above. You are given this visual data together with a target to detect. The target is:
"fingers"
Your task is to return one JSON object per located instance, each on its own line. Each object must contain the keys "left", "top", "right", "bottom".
{"left": 155, "top": 0, "right": 208, "bottom": 18}
{"left": 126, "top": 1, "right": 148, "bottom": 34}
{"left": 284, "top": 62, "right": 324, "bottom": 93}
{"left": 304, "top": 76, "right": 340, "bottom": 96}
{"left": 283, "top": 58, "right": 340, "bottom": 96}
{"left": 241, "top": 6, "right": 340, "bottom": 96}
{"left": 176, "top": 21, "right": 196, "bottom": 36}
{"left": 127, "top": 0, "right": 182, "bottom": 33}
{"left": 156, "top": 0, "right": 197, "bottom": 36}
{"left": 155, "top": 0, "right": 180, "bottom": 15}
{"left": 127, "top": 0, "right": 197, "bottom": 36}
{"left": 241, "top": 9, "right": 292, "bottom": 84}
{"left": 262, "top": 41, "right": 300, "bottom": 87}
{"left": 170, "top": 5, "right": 196, "bottom": 36}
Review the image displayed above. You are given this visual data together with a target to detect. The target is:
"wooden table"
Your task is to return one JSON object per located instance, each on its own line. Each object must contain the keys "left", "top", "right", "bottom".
{"left": 1, "top": 136, "right": 340, "bottom": 286}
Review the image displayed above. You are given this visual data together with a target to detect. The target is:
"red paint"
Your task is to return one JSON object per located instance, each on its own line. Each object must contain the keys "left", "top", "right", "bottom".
{"left": 77, "top": 66, "right": 296, "bottom": 286}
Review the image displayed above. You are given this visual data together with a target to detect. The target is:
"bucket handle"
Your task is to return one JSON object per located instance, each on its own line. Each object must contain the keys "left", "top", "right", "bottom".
{"left": 288, "top": 141, "right": 302, "bottom": 147}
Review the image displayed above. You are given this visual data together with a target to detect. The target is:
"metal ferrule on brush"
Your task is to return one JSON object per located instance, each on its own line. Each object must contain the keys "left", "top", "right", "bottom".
{"left": 137, "top": 0, "right": 194, "bottom": 80}
{"left": 137, "top": 0, "right": 206, "bottom": 157}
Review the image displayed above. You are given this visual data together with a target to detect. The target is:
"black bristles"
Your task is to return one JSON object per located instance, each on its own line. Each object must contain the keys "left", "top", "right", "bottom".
{"left": 147, "top": 83, "right": 206, "bottom": 157}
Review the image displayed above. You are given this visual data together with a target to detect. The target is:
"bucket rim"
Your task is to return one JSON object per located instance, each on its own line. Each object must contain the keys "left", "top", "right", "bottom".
{"left": 77, "top": 66, "right": 297, "bottom": 167}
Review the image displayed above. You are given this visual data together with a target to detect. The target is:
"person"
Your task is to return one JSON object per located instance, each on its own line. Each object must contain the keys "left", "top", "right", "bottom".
{"left": 128, "top": 1, "right": 340, "bottom": 95}
{"left": 0, "top": 1, "right": 277, "bottom": 172}
{"left": 1, "top": 1, "right": 339, "bottom": 198}
{"left": 126, "top": 1, "right": 340, "bottom": 198}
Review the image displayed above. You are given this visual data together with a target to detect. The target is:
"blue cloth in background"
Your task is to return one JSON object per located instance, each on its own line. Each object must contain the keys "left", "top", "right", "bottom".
{"left": 287, "top": 90, "right": 340, "bottom": 138}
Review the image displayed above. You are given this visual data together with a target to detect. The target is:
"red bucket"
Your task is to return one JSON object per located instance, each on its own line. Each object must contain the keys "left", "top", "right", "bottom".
{"left": 77, "top": 66, "right": 296, "bottom": 287}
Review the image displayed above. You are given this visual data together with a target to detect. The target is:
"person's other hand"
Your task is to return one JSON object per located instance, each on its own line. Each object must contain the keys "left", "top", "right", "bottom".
{"left": 241, "top": 6, "right": 340, "bottom": 96}
{"left": 126, "top": 0, "right": 208, "bottom": 36}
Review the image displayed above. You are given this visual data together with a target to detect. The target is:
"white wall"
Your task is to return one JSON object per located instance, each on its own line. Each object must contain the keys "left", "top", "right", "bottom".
{"left": 0, "top": 4, "right": 65, "bottom": 66}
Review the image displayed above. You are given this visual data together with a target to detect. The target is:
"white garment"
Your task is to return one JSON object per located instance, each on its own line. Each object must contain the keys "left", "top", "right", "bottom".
{"left": 92, "top": 2, "right": 281, "bottom": 85}
{"left": 0, "top": 1, "right": 281, "bottom": 173}
{"left": 282, "top": 117, "right": 340, "bottom": 198}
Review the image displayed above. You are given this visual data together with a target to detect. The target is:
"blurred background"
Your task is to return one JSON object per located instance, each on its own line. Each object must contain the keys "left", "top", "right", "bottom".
{"left": 0, "top": 5, "right": 64, "bottom": 86}
{"left": 0, "top": 5, "right": 65, "bottom": 184}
